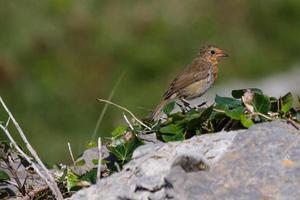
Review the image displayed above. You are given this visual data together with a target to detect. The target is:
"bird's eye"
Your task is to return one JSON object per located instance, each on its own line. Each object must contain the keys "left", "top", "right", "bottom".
{"left": 210, "top": 50, "right": 215, "bottom": 55}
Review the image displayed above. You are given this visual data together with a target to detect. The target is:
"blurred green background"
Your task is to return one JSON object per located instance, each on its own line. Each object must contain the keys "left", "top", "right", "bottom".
{"left": 0, "top": 0, "right": 300, "bottom": 164}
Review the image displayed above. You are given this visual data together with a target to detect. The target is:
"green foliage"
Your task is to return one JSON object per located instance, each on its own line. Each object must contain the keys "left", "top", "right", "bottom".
{"left": 251, "top": 93, "right": 271, "bottom": 114}
{"left": 111, "top": 125, "right": 128, "bottom": 138}
{"left": 163, "top": 101, "right": 176, "bottom": 115}
{"left": 80, "top": 169, "right": 97, "bottom": 185}
{"left": 280, "top": 92, "right": 293, "bottom": 113}
{"left": 67, "top": 170, "right": 79, "bottom": 191}
{"left": 156, "top": 89, "right": 300, "bottom": 142}
{"left": 215, "top": 95, "right": 242, "bottom": 108}
{"left": 107, "top": 133, "right": 143, "bottom": 164}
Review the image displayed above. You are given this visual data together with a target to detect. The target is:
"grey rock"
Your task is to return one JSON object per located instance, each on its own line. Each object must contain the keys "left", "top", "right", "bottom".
{"left": 71, "top": 121, "right": 300, "bottom": 200}
{"left": 71, "top": 145, "right": 110, "bottom": 175}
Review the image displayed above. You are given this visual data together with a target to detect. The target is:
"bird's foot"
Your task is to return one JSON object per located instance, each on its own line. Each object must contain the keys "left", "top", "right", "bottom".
{"left": 180, "top": 98, "right": 192, "bottom": 109}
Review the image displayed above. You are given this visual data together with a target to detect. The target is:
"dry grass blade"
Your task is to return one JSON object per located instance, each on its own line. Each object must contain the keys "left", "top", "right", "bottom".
{"left": 91, "top": 71, "right": 125, "bottom": 141}
{"left": 68, "top": 142, "right": 75, "bottom": 165}
{"left": 97, "top": 99, "right": 151, "bottom": 130}
{"left": 96, "top": 137, "right": 102, "bottom": 183}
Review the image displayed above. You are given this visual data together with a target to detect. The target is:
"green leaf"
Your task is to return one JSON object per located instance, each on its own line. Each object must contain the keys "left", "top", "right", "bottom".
{"left": 162, "top": 132, "right": 185, "bottom": 142}
{"left": 240, "top": 115, "right": 254, "bottom": 128}
{"left": 107, "top": 135, "right": 142, "bottom": 163}
{"left": 251, "top": 93, "right": 271, "bottom": 114}
{"left": 215, "top": 95, "right": 242, "bottom": 108}
{"left": 159, "top": 124, "right": 184, "bottom": 135}
{"left": 0, "top": 171, "right": 10, "bottom": 181}
{"left": 280, "top": 92, "right": 293, "bottom": 113}
{"left": 67, "top": 170, "right": 79, "bottom": 191}
{"left": 186, "top": 106, "right": 214, "bottom": 131}
{"left": 86, "top": 141, "right": 97, "bottom": 149}
{"left": 92, "top": 159, "right": 109, "bottom": 165}
{"left": 163, "top": 101, "right": 176, "bottom": 115}
{"left": 167, "top": 112, "right": 186, "bottom": 123}
{"left": 111, "top": 125, "right": 128, "bottom": 138}
{"left": 75, "top": 159, "right": 86, "bottom": 167}
{"left": 224, "top": 106, "right": 245, "bottom": 120}
{"left": 231, "top": 88, "right": 263, "bottom": 99}
{"left": 80, "top": 169, "right": 97, "bottom": 184}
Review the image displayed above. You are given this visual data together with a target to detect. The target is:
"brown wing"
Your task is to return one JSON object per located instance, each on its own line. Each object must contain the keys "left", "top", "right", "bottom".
{"left": 163, "top": 57, "right": 211, "bottom": 100}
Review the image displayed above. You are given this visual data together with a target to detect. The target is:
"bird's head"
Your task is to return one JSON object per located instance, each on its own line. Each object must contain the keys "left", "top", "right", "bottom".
{"left": 199, "top": 45, "right": 229, "bottom": 64}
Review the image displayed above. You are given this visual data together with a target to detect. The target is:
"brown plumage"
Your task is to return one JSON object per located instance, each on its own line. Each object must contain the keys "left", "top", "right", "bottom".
{"left": 151, "top": 45, "right": 228, "bottom": 120}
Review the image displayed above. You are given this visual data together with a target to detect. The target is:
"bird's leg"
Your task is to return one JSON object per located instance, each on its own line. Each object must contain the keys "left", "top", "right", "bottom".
{"left": 180, "top": 98, "right": 192, "bottom": 110}
{"left": 176, "top": 102, "right": 186, "bottom": 114}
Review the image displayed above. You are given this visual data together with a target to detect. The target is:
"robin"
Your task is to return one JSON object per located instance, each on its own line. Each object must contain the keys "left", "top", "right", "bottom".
{"left": 151, "top": 45, "right": 228, "bottom": 120}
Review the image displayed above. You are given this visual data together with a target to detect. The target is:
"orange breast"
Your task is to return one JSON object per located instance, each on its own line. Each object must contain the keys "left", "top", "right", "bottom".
{"left": 213, "top": 65, "right": 218, "bottom": 80}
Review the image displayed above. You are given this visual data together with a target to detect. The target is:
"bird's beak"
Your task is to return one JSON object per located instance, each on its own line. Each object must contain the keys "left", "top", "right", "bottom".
{"left": 215, "top": 48, "right": 229, "bottom": 57}
{"left": 220, "top": 52, "right": 229, "bottom": 57}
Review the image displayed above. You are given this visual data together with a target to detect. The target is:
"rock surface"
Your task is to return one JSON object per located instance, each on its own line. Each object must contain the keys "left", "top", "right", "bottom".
{"left": 71, "top": 121, "right": 300, "bottom": 200}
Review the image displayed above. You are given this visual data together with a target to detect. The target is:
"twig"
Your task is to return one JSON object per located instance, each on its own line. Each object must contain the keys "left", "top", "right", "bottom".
{"left": 285, "top": 118, "right": 300, "bottom": 130}
{"left": 251, "top": 112, "right": 273, "bottom": 121}
{"left": 213, "top": 108, "right": 273, "bottom": 121}
{"left": 123, "top": 113, "right": 134, "bottom": 130}
{"left": 97, "top": 99, "right": 151, "bottom": 130}
{"left": 67, "top": 142, "right": 75, "bottom": 165}
{"left": 5, "top": 116, "right": 11, "bottom": 128}
{"left": 0, "top": 97, "right": 63, "bottom": 200}
{"left": 96, "top": 137, "right": 102, "bottom": 183}
{"left": 92, "top": 71, "right": 125, "bottom": 141}
{"left": 213, "top": 108, "right": 225, "bottom": 113}
{"left": 0, "top": 125, "right": 58, "bottom": 199}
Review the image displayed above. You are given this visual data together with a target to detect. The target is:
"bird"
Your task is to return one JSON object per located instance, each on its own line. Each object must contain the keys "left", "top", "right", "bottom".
{"left": 150, "top": 45, "right": 228, "bottom": 120}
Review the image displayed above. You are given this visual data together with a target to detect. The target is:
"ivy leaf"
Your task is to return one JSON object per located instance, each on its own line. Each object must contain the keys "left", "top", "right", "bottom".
{"left": 92, "top": 159, "right": 109, "bottom": 165}
{"left": 251, "top": 93, "right": 271, "bottom": 114}
{"left": 80, "top": 169, "right": 97, "bottom": 184}
{"left": 0, "top": 171, "right": 10, "bottom": 181}
{"left": 232, "top": 88, "right": 263, "bottom": 99}
{"left": 215, "top": 95, "right": 241, "bottom": 108}
{"left": 111, "top": 125, "right": 128, "bottom": 138}
{"left": 162, "top": 132, "right": 185, "bottom": 142}
{"left": 280, "top": 92, "right": 293, "bottom": 113}
{"left": 159, "top": 124, "right": 184, "bottom": 135}
{"left": 240, "top": 115, "right": 254, "bottom": 128}
{"left": 107, "top": 136, "right": 142, "bottom": 163}
{"left": 198, "top": 105, "right": 214, "bottom": 121}
{"left": 186, "top": 106, "right": 214, "bottom": 131}
{"left": 224, "top": 106, "right": 245, "bottom": 120}
{"left": 67, "top": 170, "right": 79, "bottom": 191}
{"left": 163, "top": 101, "right": 176, "bottom": 115}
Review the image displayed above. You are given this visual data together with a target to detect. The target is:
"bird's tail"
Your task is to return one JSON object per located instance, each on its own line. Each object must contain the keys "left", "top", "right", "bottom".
{"left": 149, "top": 99, "right": 168, "bottom": 121}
